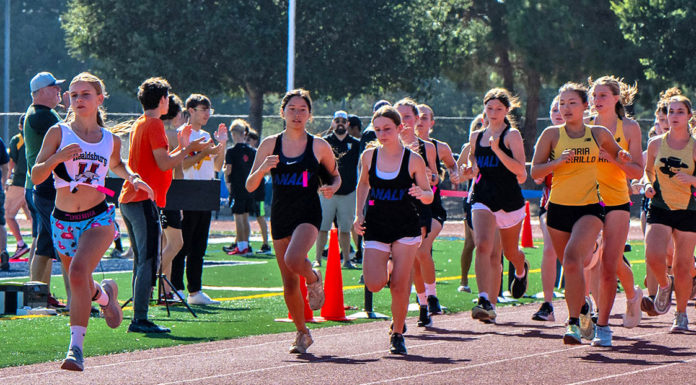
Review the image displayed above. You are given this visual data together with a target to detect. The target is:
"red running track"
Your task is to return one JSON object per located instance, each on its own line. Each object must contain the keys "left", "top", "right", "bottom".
{"left": 1, "top": 294, "right": 695, "bottom": 385}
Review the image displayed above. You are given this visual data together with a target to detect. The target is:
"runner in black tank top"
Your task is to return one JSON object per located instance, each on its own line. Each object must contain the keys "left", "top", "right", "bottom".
{"left": 270, "top": 132, "right": 322, "bottom": 239}
{"left": 246, "top": 89, "right": 340, "bottom": 354}
{"left": 466, "top": 88, "right": 529, "bottom": 324}
{"left": 395, "top": 99, "right": 442, "bottom": 328}
{"left": 354, "top": 105, "right": 433, "bottom": 355}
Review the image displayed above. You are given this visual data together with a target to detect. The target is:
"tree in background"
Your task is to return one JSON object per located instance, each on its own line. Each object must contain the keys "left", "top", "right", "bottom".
{"left": 62, "top": 0, "right": 443, "bottom": 135}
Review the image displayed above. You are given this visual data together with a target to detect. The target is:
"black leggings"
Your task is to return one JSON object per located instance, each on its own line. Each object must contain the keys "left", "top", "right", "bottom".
{"left": 171, "top": 210, "right": 212, "bottom": 293}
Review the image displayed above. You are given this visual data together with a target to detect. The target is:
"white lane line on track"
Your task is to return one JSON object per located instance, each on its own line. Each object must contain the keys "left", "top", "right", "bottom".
{"left": 356, "top": 330, "right": 673, "bottom": 385}
{"left": 156, "top": 341, "right": 447, "bottom": 385}
{"left": 566, "top": 356, "right": 696, "bottom": 385}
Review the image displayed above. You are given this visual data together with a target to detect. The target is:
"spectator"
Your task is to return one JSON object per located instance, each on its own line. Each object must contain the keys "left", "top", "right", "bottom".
{"left": 119, "top": 77, "right": 208, "bottom": 333}
{"left": 348, "top": 114, "right": 362, "bottom": 139}
{"left": 0, "top": 136, "right": 9, "bottom": 270}
{"left": 24, "top": 72, "right": 69, "bottom": 307}
{"left": 224, "top": 119, "right": 255, "bottom": 255}
{"left": 314, "top": 110, "right": 361, "bottom": 269}
{"left": 246, "top": 129, "right": 272, "bottom": 254}
{"left": 171, "top": 93, "right": 226, "bottom": 305}
{"left": 5, "top": 114, "right": 33, "bottom": 260}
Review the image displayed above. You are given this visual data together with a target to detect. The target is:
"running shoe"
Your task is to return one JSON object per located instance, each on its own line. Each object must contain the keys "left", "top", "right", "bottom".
{"left": 471, "top": 297, "right": 496, "bottom": 322}
{"left": 259, "top": 243, "right": 273, "bottom": 254}
{"left": 623, "top": 286, "right": 643, "bottom": 328}
{"left": 128, "top": 319, "right": 171, "bottom": 333}
{"left": 580, "top": 297, "right": 595, "bottom": 340}
{"left": 100, "top": 279, "right": 123, "bottom": 329}
{"left": 188, "top": 291, "right": 220, "bottom": 305}
{"left": 510, "top": 260, "right": 529, "bottom": 299}
{"left": 563, "top": 324, "right": 582, "bottom": 345}
{"left": 289, "top": 330, "right": 313, "bottom": 354}
{"left": 641, "top": 295, "right": 658, "bottom": 316}
{"left": 222, "top": 242, "right": 237, "bottom": 253}
{"left": 389, "top": 333, "right": 407, "bottom": 355}
{"left": 417, "top": 305, "right": 433, "bottom": 327}
{"left": 47, "top": 294, "right": 67, "bottom": 308}
{"left": 670, "top": 312, "right": 689, "bottom": 333}
{"left": 106, "top": 248, "right": 124, "bottom": 259}
{"left": 427, "top": 295, "right": 443, "bottom": 315}
{"left": 11, "top": 243, "right": 29, "bottom": 259}
{"left": 60, "top": 345, "right": 84, "bottom": 371}
{"left": 591, "top": 325, "right": 613, "bottom": 347}
{"left": 532, "top": 302, "right": 555, "bottom": 322}
{"left": 654, "top": 276, "right": 674, "bottom": 315}
{"left": 306, "top": 269, "right": 325, "bottom": 310}
{"left": 227, "top": 246, "right": 250, "bottom": 256}
{"left": 457, "top": 285, "right": 471, "bottom": 293}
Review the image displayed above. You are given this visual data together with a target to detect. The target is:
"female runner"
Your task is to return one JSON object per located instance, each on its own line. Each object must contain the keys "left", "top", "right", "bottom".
{"left": 531, "top": 82, "right": 630, "bottom": 344}
{"left": 354, "top": 105, "right": 433, "bottom": 354}
{"left": 32, "top": 72, "right": 153, "bottom": 370}
{"left": 246, "top": 89, "right": 340, "bottom": 353}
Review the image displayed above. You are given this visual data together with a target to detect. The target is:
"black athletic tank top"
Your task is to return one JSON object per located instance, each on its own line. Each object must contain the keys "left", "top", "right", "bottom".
{"left": 364, "top": 148, "right": 421, "bottom": 243}
{"left": 270, "top": 132, "right": 322, "bottom": 239}
{"left": 470, "top": 126, "right": 524, "bottom": 212}
{"left": 416, "top": 138, "right": 433, "bottom": 224}
{"left": 430, "top": 138, "right": 444, "bottom": 210}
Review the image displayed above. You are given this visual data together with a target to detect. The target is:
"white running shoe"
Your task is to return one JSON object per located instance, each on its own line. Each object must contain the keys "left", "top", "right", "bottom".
{"left": 580, "top": 296, "right": 595, "bottom": 340}
{"left": 623, "top": 286, "right": 643, "bottom": 328}
{"left": 654, "top": 276, "right": 673, "bottom": 315}
{"left": 187, "top": 291, "right": 221, "bottom": 305}
{"left": 289, "top": 330, "right": 313, "bottom": 354}
{"left": 670, "top": 312, "right": 689, "bottom": 333}
{"left": 306, "top": 269, "right": 325, "bottom": 310}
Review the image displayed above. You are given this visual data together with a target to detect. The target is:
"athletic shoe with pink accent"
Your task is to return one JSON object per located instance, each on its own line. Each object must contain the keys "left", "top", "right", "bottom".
{"left": 100, "top": 279, "right": 123, "bottom": 328}
{"left": 227, "top": 246, "right": 250, "bottom": 256}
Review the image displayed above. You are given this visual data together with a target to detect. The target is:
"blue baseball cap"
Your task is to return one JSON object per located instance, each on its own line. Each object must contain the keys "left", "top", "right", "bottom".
{"left": 30, "top": 72, "right": 65, "bottom": 93}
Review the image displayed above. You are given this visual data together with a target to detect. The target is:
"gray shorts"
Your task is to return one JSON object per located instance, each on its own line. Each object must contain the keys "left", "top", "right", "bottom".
{"left": 319, "top": 191, "right": 356, "bottom": 232}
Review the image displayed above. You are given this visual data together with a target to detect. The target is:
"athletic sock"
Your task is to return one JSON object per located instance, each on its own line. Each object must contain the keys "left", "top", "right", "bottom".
{"left": 69, "top": 325, "right": 87, "bottom": 350}
{"left": 568, "top": 317, "right": 580, "bottom": 326}
{"left": 424, "top": 283, "right": 437, "bottom": 297}
{"left": 479, "top": 292, "right": 489, "bottom": 301}
{"left": 238, "top": 241, "right": 248, "bottom": 250}
{"left": 93, "top": 281, "right": 109, "bottom": 307}
{"left": 417, "top": 292, "right": 427, "bottom": 306}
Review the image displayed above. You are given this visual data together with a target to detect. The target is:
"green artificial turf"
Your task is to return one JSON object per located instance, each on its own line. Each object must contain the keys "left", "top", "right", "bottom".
{"left": 0, "top": 237, "right": 648, "bottom": 368}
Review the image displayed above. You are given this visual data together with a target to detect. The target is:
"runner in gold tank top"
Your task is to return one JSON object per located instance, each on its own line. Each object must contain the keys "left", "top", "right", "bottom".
{"left": 531, "top": 82, "right": 631, "bottom": 345}
{"left": 585, "top": 76, "right": 645, "bottom": 346}
{"left": 644, "top": 89, "right": 696, "bottom": 332}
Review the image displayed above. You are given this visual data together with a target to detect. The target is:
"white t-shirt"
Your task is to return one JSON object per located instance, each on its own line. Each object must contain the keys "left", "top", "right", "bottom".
{"left": 182, "top": 128, "right": 216, "bottom": 180}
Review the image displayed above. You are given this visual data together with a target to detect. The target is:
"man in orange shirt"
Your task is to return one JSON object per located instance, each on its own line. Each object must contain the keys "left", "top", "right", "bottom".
{"left": 119, "top": 77, "right": 208, "bottom": 333}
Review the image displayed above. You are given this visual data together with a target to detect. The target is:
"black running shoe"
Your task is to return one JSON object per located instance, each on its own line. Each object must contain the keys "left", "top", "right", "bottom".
{"left": 259, "top": 244, "right": 272, "bottom": 254}
{"left": 510, "top": 260, "right": 529, "bottom": 299}
{"left": 471, "top": 297, "right": 496, "bottom": 321}
{"left": 222, "top": 243, "right": 236, "bottom": 253}
{"left": 427, "top": 295, "right": 443, "bottom": 315}
{"left": 417, "top": 305, "right": 432, "bottom": 327}
{"left": 389, "top": 333, "right": 407, "bottom": 355}
{"left": 532, "top": 302, "right": 555, "bottom": 321}
{"left": 128, "top": 319, "right": 171, "bottom": 333}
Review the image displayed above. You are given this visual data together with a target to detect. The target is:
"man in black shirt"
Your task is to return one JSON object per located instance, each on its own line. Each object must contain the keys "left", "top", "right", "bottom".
{"left": 224, "top": 119, "right": 256, "bottom": 255}
{"left": 314, "top": 111, "right": 360, "bottom": 268}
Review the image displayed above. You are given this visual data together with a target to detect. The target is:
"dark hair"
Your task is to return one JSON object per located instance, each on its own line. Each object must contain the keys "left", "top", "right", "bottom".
{"left": 280, "top": 89, "right": 312, "bottom": 115}
{"left": 394, "top": 97, "right": 419, "bottom": 118}
{"left": 558, "top": 82, "right": 589, "bottom": 104}
{"left": 247, "top": 128, "right": 259, "bottom": 141}
{"left": 161, "top": 93, "right": 183, "bottom": 121}
{"left": 483, "top": 88, "right": 520, "bottom": 110}
{"left": 185, "top": 93, "right": 211, "bottom": 110}
{"left": 348, "top": 114, "right": 362, "bottom": 130}
{"left": 137, "top": 77, "right": 170, "bottom": 111}
{"left": 18, "top": 113, "right": 25, "bottom": 130}
{"left": 588, "top": 75, "right": 638, "bottom": 119}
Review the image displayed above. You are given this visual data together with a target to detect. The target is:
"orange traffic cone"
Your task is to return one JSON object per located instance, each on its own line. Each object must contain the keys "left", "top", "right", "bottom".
{"left": 320, "top": 229, "right": 350, "bottom": 321}
{"left": 520, "top": 201, "right": 535, "bottom": 248}
{"left": 274, "top": 258, "right": 325, "bottom": 323}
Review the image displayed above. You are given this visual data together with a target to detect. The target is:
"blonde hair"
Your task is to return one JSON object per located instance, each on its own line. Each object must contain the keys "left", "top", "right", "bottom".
{"left": 65, "top": 72, "right": 108, "bottom": 127}
{"left": 588, "top": 75, "right": 638, "bottom": 119}
{"left": 229, "top": 118, "right": 251, "bottom": 135}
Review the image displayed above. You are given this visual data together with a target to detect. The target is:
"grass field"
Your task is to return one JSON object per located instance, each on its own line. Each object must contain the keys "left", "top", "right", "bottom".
{"left": 0, "top": 236, "right": 648, "bottom": 368}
